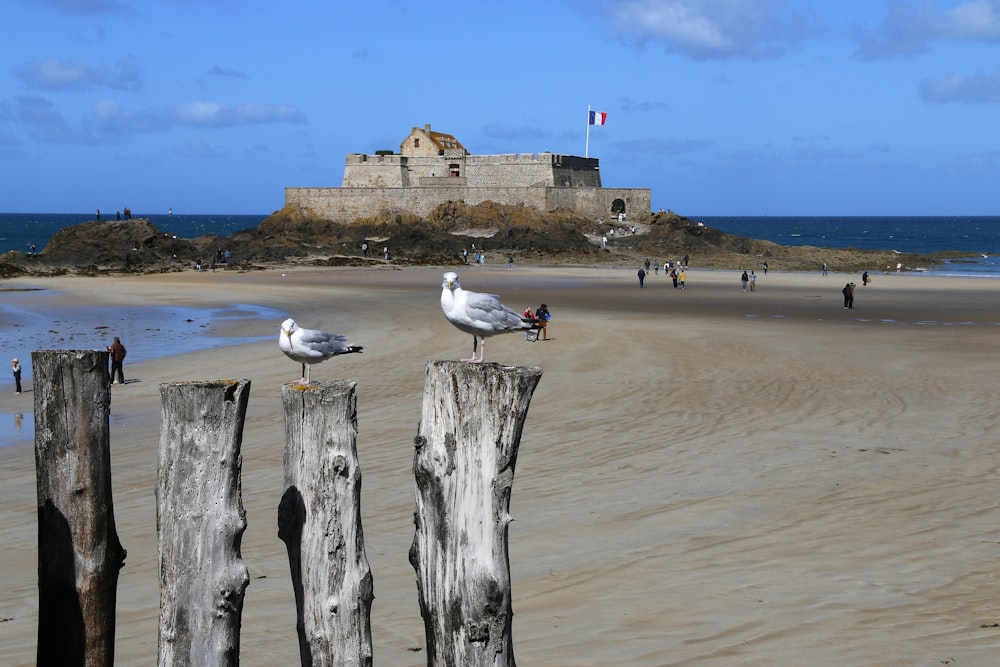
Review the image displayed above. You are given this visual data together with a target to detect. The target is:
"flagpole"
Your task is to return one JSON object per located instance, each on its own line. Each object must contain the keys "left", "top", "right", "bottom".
{"left": 585, "top": 105, "right": 591, "bottom": 158}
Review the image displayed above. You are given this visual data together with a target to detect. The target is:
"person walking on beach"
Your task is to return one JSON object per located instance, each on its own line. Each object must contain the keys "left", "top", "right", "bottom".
{"left": 823, "top": 262, "right": 828, "bottom": 276}
{"left": 842, "top": 283, "right": 855, "bottom": 309}
{"left": 536, "top": 303, "right": 551, "bottom": 340}
{"left": 862, "top": 271, "right": 870, "bottom": 286}
{"left": 749, "top": 270, "right": 756, "bottom": 292}
{"left": 670, "top": 267, "right": 678, "bottom": 289}
{"left": 679, "top": 268, "right": 687, "bottom": 289}
{"left": 637, "top": 268, "right": 646, "bottom": 288}
{"left": 763, "top": 261, "right": 768, "bottom": 275}
{"left": 741, "top": 270, "right": 749, "bottom": 292}
{"left": 12, "top": 358, "right": 22, "bottom": 394}
{"left": 108, "top": 336, "right": 127, "bottom": 385}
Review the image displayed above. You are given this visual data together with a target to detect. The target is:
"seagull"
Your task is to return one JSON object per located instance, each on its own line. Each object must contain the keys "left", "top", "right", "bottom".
{"left": 440, "top": 271, "right": 537, "bottom": 363}
{"left": 278, "top": 318, "right": 363, "bottom": 383}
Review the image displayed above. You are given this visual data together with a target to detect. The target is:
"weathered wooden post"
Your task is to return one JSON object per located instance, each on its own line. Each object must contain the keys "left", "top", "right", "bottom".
{"left": 278, "top": 381, "right": 373, "bottom": 667}
{"left": 409, "top": 361, "right": 542, "bottom": 667}
{"left": 32, "top": 349, "right": 127, "bottom": 667}
{"left": 157, "top": 380, "right": 251, "bottom": 667}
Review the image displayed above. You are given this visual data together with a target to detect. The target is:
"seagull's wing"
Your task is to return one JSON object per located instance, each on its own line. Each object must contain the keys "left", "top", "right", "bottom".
{"left": 296, "top": 328, "right": 354, "bottom": 360}
{"left": 459, "top": 289, "right": 530, "bottom": 334}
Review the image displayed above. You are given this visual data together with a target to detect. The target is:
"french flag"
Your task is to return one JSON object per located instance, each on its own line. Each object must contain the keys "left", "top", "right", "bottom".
{"left": 589, "top": 110, "right": 608, "bottom": 126}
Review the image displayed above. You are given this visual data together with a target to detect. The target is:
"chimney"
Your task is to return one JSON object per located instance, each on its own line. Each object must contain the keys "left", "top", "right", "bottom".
{"left": 424, "top": 123, "right": 431, "bottom": 134}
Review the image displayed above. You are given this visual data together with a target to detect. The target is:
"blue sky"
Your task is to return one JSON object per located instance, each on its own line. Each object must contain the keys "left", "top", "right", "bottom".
{"left": 3, "top": 0, "right": 999, "bottom": 216}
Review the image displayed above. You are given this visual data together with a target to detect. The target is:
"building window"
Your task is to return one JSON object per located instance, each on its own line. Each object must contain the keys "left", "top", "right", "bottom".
{"left": 414, "top": 139, "right": 420, "bottom": 148}
{"left": 450, "top": 164, "right": 460, "bottom": 177}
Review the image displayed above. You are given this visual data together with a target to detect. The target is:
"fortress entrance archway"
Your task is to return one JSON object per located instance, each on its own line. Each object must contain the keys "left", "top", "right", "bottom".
{"left": 610, "top": 198, "right": 625, "bottom": 214}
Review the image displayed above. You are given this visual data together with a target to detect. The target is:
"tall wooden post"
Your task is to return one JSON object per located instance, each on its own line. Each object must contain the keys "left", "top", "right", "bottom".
{"left": 32, "top": 350, "right": 126, "bottom": 667}
{"left": 409, "top": 361, "right": 542, "bottom": 667}
{"left": 157, "top": 380, "right": 251, "bottom": 667}
{"left": 278, "top": 381, "right": 373, "bottom": 667}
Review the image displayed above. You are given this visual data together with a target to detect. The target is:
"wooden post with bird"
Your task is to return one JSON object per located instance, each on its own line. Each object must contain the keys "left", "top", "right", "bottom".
{"left": 32, "top": 349, "right": 127, "bottom": 667}
{"left": 409, "top": 360, "right": 542, "bottom": 666}
{"left": 156, "top": 379, "right": 251, "bottom": 667}
{"left": 278, "top": 381, "right": 374, "bottom": 667}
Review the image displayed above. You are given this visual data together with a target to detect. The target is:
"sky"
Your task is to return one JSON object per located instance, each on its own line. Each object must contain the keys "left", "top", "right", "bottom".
{"left": 3, "top": 0, "right": 1000, "bottom": 216}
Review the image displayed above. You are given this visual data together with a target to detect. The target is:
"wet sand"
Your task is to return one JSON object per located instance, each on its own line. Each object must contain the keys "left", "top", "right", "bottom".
{"left": 1, "top": 265, "right": 999, "bottom": 665}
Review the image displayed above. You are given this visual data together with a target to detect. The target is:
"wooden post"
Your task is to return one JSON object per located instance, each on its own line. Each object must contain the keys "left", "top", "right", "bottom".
{"left": 409, "top": 361, "right": 542, "bottom": 667}
{"left": 157, "top": 380, "right": 251, "bottom": 667}
{"left": 278, "top": 381, "right": 373, "bottom": 667}
{"left": 32, "top": 350, "right": 126, "bottom": 667}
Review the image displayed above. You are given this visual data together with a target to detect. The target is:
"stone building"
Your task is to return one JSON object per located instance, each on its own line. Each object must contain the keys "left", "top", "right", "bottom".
{"left": 284, "top": 124, "right": 651, "bottom": 222}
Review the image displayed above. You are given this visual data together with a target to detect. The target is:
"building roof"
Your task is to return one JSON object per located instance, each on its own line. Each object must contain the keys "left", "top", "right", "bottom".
{"left": 407, "top": 123, "right": 466, "bottom": 154}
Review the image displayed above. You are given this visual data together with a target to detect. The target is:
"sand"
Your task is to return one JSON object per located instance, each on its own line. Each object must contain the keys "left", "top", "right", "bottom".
{"left": 2, "top": 264, "right": 999, "bottom": 666}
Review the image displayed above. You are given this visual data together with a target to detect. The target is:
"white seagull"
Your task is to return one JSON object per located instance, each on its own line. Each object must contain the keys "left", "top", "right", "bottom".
{"left": 278, "top": 318, "right": 363, "bottom": 383}
{"left": 440, "top": 271, "right": 537, "bottom": 363}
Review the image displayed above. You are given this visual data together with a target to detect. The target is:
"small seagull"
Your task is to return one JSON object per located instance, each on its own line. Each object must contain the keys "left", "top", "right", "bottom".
{"left": 440, "top": 271, "right": 538, "bottom": 363}
{"left": 278, "top": 318, "right": 362, "bottom": 383}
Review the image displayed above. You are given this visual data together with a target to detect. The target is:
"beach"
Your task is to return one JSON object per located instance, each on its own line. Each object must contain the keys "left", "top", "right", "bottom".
{"left": 2, "top": 264, "right": 999, "bottom": 665}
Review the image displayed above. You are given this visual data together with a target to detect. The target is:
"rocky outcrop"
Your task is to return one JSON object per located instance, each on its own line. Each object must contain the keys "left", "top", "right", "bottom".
{"left": 1, "top": 205, "right": 937, "bottom": 276}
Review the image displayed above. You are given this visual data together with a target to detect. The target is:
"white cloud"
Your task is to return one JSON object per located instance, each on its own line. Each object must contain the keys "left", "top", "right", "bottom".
{"left": 86, "top": 99, "right": 166, "bottom": 134}
{"left": 13, "top": 57, "right": 141, "bottom": 92}
{"left": 919, "top": 69, "right": 1000, "bottom": 103}
{"left": 609, "top": 0, "right": 815, "bottom": 60}
{"left": 170, "top": 101, "right": 306, "bottom": 127}
{"left": 855, "top": 0, "right": 1000, "bottom": 59}
{"left": 941, "top": 0, "right": 1000, "bottom": 40}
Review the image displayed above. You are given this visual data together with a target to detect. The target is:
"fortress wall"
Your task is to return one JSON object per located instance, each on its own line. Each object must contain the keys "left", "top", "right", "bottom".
{"left": 285, "top": 186, "right": 651, "bottom": 222}
{"left": 545, "top": 188, "right": 651, "bottom": 220}
{"left": 342, "top": 153, "right": 602, "bottom": 190}
{"left": 342, "top": 154, "right": 408, "bottom": 188}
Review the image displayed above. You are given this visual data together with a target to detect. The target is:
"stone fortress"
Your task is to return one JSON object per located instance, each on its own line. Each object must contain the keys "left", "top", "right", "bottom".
{"left": 284, "top": 124, "right": 652, "bottom": 222}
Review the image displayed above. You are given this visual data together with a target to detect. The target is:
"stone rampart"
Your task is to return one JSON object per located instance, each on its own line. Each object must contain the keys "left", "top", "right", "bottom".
{"left": 285, "top": 186, "right": 651, "bottom": 222}
{"left": 341, "top": 152, "right": 602, "bottom": 189}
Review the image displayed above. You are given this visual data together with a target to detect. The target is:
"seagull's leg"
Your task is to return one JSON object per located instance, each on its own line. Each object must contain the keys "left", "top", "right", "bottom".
{"left": 462, "top": 335, "right": 481, "bottom": 363}
{"left": 467, "top": 336, "right": 486, "bottom": 363}
{"left": 305, "top": 363, "right": 311, "bottom": 383}
{"left": 299, "top": 362, "right": 307, "bottom": 383}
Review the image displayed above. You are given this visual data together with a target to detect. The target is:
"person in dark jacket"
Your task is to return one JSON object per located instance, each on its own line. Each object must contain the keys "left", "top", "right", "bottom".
{"left": 108, "top": 337, "right": 127, "bottom": 385}
{"left": 842, "top": 283, "right": 855, "bottom": 309}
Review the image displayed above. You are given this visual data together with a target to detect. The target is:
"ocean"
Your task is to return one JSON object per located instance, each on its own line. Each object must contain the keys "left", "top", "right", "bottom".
{"left": 3, "top": 212, "right": 999, "bottom": 277}
{"left": 0, "top": 212, "right": 267, "bottom": 256}
{"left": 698, "top": 215, "right": 1000, "bottom": 277}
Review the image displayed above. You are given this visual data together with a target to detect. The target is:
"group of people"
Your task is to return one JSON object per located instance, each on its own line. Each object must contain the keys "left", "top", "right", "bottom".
{"left": 10, "top": 336, "right": 129, "bottom": 394}
{"left": 638, "top": 263, "right": 687, "bottom": 288}
{"left": 96, "top": 208, "right": 132, "bottom": 221}
{"left": 196, "top": 249, "right": 232, "bottom": 271}
{"left": 522, "top": 304, "right": 551, "bottom": 341}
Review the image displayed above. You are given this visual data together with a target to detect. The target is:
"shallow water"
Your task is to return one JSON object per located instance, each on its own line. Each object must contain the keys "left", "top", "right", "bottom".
{"left": 0, "top": 289, "right": 283, "bottom": 447}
